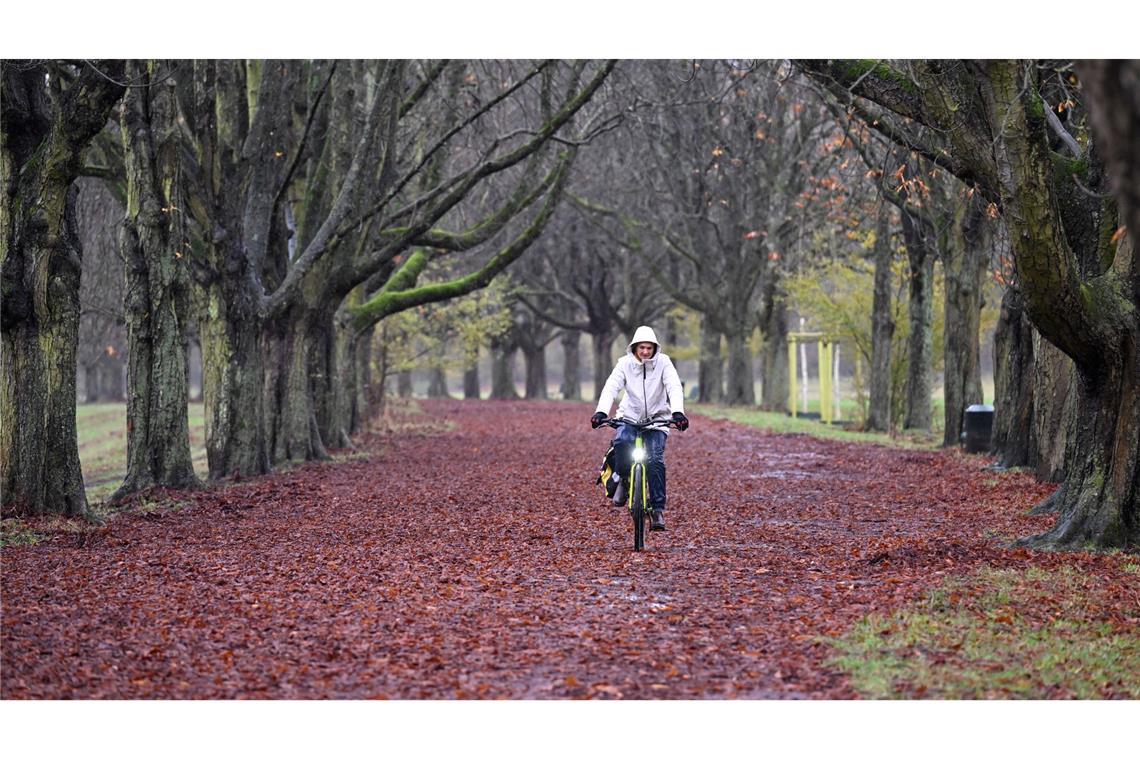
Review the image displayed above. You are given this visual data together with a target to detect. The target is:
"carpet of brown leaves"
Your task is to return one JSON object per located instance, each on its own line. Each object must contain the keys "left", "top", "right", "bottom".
{"left": 2, "top": 400, "right": 1128, "bottom": 699}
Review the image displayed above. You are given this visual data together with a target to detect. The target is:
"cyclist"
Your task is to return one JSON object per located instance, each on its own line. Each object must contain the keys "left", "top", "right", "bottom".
{"left": 591, "top": 325, "right": 689, "bottom": 531}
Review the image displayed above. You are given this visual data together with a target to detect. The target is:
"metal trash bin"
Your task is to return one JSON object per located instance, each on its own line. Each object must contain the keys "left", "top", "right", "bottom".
{"left": 964, "top": 404, "right": 994, "bottom": 453}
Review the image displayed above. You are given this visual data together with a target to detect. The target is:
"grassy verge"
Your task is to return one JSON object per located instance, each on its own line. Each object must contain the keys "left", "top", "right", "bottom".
{"left": 826, "top": 565, "right": 1140, "bottom": 699}
{"left": 692, "top": 403, "right": 942, "bottom": 450}
{"left": 74, "top": 399, "right": 441, "bottom": 504}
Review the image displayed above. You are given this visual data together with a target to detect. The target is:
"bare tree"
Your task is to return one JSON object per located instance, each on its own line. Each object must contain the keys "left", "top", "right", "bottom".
{"left": 622, "top": 60, "right": 838, "bottom": 406}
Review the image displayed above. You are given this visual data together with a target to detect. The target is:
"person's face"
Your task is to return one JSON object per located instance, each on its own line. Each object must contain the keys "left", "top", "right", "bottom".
{"left": 635, "top": 342, "right": 655, "bottom": 361}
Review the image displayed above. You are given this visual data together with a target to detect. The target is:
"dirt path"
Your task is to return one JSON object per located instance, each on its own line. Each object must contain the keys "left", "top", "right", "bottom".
{"left": 2, "top": 400, "right": 1061, "bottom": 699}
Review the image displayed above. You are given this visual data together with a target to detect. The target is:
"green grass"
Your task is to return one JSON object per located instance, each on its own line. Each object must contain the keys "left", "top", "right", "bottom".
{"left": 692, "top": 403, "right": 941, "bottom": 450}
{"left": 1, "top": 518, "right": 45, "bottom": 548}
{"left": 132, "top": 495, "right": 193, "bottom": 516}
{"left": 826, "top": 565, "right": 1140, "bottom": 699}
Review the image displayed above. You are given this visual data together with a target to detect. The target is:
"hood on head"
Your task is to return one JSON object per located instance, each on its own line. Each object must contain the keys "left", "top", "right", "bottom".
{"left": 627, "top": 325, "right": 660, "bottom": 360}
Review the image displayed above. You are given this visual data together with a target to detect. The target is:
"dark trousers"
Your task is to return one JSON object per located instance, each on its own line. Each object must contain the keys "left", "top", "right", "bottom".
{"left": 612, "top": 424, "right": 668, "bottom": 511}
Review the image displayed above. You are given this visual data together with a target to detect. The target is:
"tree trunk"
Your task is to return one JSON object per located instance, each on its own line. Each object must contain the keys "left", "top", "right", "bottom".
{"left": 1, "top": 190, "right": 89, "bottom": 516}
{"left": 759, "top": 279, "right": 788, "bottom": 412}
{"left": 464, "top": 361, "right": 480, "bottom": 400}
{"left": 84, "top": 364, "right": 101, "bottom": 403}
{"left": 265, "top": 308, "right": 330, "bottom": 464}
{"left": 354, "top": 324, "right": 377, "bottom": 431}
{"left": 901, "top": 210, "right": 934, "bottom": 431}
{"left": 308, "top": 308, "right": 338, "bottom": 451}
{"left": 196, "top": 271, "right": 270, "bottom": 479}
{"left": 187, "top": 60, "right": 303, "bottom": 480}
{"left": 427, "top": 366, "right": 450, "bottom": 399}
{"left": 867, "top": 209, "right": 895, "bottom": 432}
{"left": 113, "top": 60, "right": 199, "bottom": 501}
{"left": 590, "top": 331, "right": 613, "bottom": 401}
{"left": 991, "top": 287, "right": 1035, "bottom": 467}
{"left": 1025, "top": 336, "right": 1138, "bottom": 547}
{"left": 397, "top": 370, "right": 413, "bottom": 398}
{"left": 559, "top": 330, "right": 581, "bottom": 401}
{"left": 107, "top": 361, "right": 126, "bottom": 401}
{"left": 329, "top": 312, "right": 361, "bottom": 446}
{"left": 114, "top": 214, "right": 198, "bottom": 497}
{"left": 489, "top": 335, "right": 519, "bottom": 399}
{"left": 724, "top": 329, "right": 755, "bottom": 406}
{"left": 1031, "top": 335, "right": 1076, "bottom": 484}
{"left": 698, "top": 319, "right": 724, "bottom": 404}
{"left": 942, "top": 195, "right": 989, "bottom": 446}
{"left": 1, "top": 61, "right": 125, "bottom": 517}
{"left": 988, "top": 62, "right": 1138, "bottom": 549}
{"left": 522, "top": 345, "right": 547, "bottom": 400}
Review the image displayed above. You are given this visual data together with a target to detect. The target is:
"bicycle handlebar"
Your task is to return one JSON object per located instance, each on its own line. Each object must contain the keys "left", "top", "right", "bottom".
{"left": 596, "top": 416, "right": 681, "bottom": 431}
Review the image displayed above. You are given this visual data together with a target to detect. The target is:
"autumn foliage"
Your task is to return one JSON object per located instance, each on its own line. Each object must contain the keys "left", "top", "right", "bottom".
{"left": 2, "top": 400, "right": 1134, "bottom": 699}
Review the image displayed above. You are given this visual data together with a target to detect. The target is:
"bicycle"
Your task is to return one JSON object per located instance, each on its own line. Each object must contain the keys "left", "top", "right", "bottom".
{"left": 597, "top": 416, "right": 681, "bottom": 552}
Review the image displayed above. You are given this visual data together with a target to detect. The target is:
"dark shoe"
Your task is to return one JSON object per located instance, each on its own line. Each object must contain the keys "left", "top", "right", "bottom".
{"left": 612, "top": 480, "right": 626, "bottom": 505}
{"left": 650, "top": 509, "right": 665, "bottom": 531}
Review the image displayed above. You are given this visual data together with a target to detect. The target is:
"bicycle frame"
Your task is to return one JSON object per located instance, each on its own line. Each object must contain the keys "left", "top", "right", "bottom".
{"left": 600, "top": 417, "right": 677, "bottom": 551}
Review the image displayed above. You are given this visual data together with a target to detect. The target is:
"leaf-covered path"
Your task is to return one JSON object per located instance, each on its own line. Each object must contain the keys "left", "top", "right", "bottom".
{"left": 0, "top": 399, "right": 1088, "bottom": 698}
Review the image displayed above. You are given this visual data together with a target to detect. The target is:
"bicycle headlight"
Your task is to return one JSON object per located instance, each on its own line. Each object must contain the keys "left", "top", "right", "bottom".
{"left": 632, "top": 447, "right": 647, "bottom": 463}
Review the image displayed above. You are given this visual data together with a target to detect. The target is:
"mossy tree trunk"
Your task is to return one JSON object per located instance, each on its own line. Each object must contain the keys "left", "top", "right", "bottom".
{"left": 330, "top": 287, "right": 379, "bottom": 442}
{"left": 988, "top": 63, "right": 1136, "bottom": 548}
{"left": 1, "top": 60, "right": 125, "bottom": 517}
{"left": 900, "top": 209, "right": 934, "bottom": 432}
{"left": 263, "top": 304, "right": 331, "bottom": 463}
{"left": 113, "top": 60, "right": 199, "bottom": 500}
{"left": 991, "top": 287, "right": 1036, "bottom": 466}
{"left": 352, "top": 324, "right": 377, "bottom": 433}
{"left": 1029, "top": 335, "right": 1077, "bottom": 484}
{"left": 263, "top": 61, "right": 358, "bottom": 464}
{"left": 197, "top": 259, "right": 270, "bottom": 478}
{"left": 182, "top": 60, "right": 301, "bottom": 479}
{"left": 866, "top": 207, "right": 895, "bottom": 432}
{"left": 941, "top": 193, "right": 989, "bottom": 447}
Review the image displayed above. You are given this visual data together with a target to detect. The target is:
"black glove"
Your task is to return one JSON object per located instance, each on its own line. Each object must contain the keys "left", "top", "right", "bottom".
{"left": 591, "top": 412, "right": 608, "bottom": 429}
{"left": 672, "top": 411, "right": 689, "bottom": 431}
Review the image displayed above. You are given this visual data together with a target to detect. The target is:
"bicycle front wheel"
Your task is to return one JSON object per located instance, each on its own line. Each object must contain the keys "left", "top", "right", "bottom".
{"left": 630, "top": 464, "right": 646, "bottom": 551}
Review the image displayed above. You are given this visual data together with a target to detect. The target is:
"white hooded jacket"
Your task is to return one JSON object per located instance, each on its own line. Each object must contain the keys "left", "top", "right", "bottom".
{"left": 595, "top": 326, "right": 685, "bottom": 431}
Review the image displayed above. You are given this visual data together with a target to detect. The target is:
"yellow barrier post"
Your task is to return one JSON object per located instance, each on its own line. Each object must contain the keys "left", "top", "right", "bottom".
{"left": 788, "top": 335, "right": 798, "bottom": 418}
{"left": 819, "top": 339, "right": 832, "bottom": 424}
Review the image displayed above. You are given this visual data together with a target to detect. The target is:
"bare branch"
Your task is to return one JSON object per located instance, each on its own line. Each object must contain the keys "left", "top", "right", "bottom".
{"left": 1042, "top": 95, "right": 1082, "bottom": 158}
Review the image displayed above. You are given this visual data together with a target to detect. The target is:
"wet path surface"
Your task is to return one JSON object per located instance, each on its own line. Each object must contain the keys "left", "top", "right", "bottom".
{"left": 2, "top": 400, "right": 1058, "bottom": 698}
